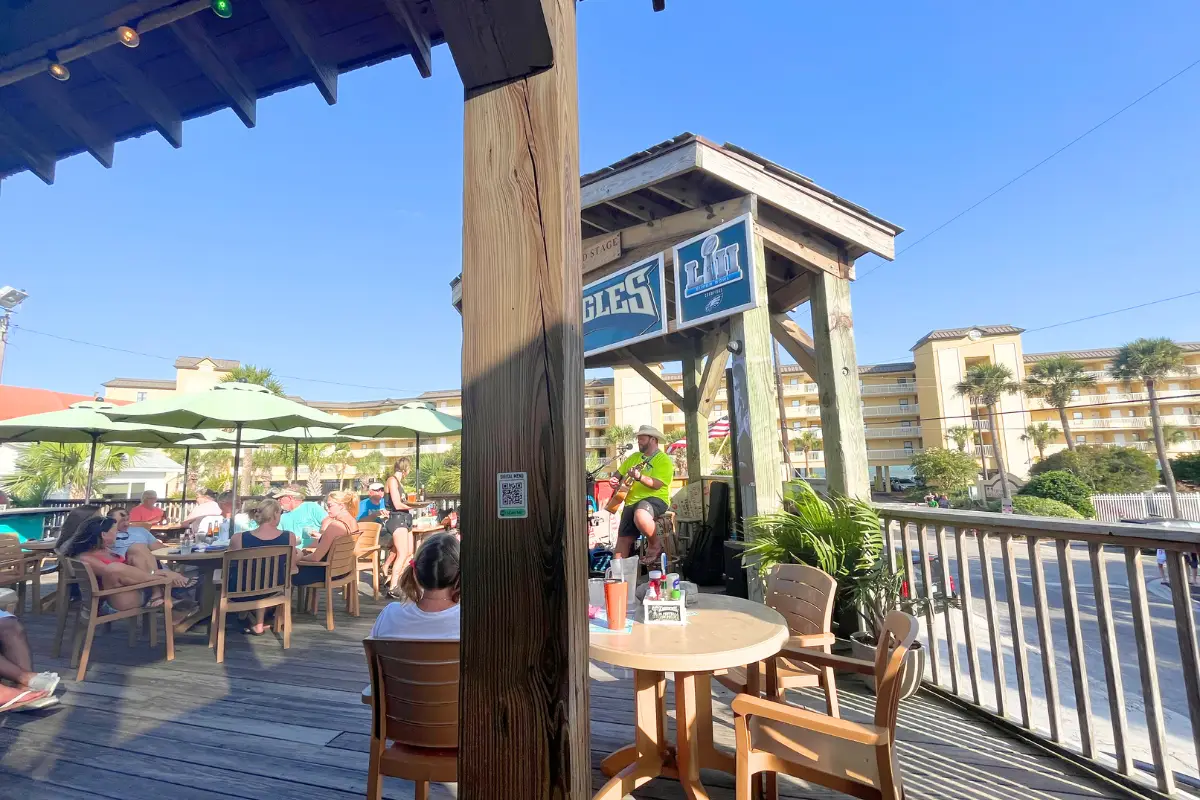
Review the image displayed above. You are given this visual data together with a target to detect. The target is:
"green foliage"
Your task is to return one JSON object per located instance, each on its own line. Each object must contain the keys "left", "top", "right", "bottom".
{"left": 1019, "top": 470, "right": 1095, "bottom": 517}
{"left": 1108, "top": 337, "right": 1186, "bottom": 385}
{"left": 1021, "top": 422, "right": 1060, "bottom": 460}
{"left": 954, "top": 363, "right": 1021, "bottom": 408}
{"left": 417, "top": 442, "right": 462, "bottom": 495}
{"left": 1171, "top": 453, "right": 1200, "bottom": 484}
{"left": 354, "top": 451, "right": 385, "bottom": 489}
{"left": 1030, "top": 444, "right": 1157, "bottom": 493}
{"left": 1012, "top": 495, "right": 1083, "bottom": 519}
{"left": 220, "top": 364, "right": 285, "bottom": 395}
{"left": 1023, "top": 357, "right": 1096, "bottom": 413}
{"left": 946, "top": 425, "right": 974, "bottom": 452}
{"left": 605, "top": 425, "right": 634, "bottom": 451}
{"left": 911, "top": 447, "right": 979, "bottom": 494}
{"left": 1, "top": 442, "right": 132, "bottom": 500}
{"left": 199, "top": 470, "right": 230, "bottom": 494}
{"left": 851, "top": 560, "right": 928, "bottom": 642}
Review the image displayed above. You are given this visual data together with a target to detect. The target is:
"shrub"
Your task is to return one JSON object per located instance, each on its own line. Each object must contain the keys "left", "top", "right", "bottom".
{"left": 911, "top": 447, "right": 979, "bottom": 494}
{"left": 1019, "top": 470, "right": 1095, "bottom": 517}
{"left": 1012, "top": 496, "right": 1083, "bottom": 519}
{"left": 1172, "top": 453, "right": 1200, "bottom": 485}
{"left": 1030, "top": 445, "right": 1157, "bottom": 493}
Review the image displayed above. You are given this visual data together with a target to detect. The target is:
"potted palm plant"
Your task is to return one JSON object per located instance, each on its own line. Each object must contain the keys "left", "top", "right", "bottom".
{"left": 849, "top": 559, "right": 927, "bottom": 699}
{"left": 743, "top": 481, "right": 881, "bottom": 637}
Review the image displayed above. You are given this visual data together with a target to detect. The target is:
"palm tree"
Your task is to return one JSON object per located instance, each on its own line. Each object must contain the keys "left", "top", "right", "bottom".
{"left": 1022, "top": 356, "right": 1095, "bottom": 451}
{"left": 794, "top": 429, "right": 822, "bottom": 477}
{"left": 1159, "top": 424, "right": 1189, "bottom": 446}
{"left": 955, "top": 363, "right": 1021, "bottom": 508}
{"left": 1111, "top": 337, "right": 1186, "bottom": 517}
{"left": 946, "top": 424, "right": 974, "bottom": 453}
{"left": 604, "top": 424, "right": 634, "bottom": 453}
{"left": 1, "top": 443, "right": 132, "bottom": 501}
{"left": 328, "top": 443, "right": 353, "bottom": 489}
{"left": 220, "top": 364, "right": 285, "bottom": 396}
{"left": 354, "top": 451, "right": 385, "bottom": 490}
{"left": 1021, "top": 422, "right": 1059, "bottom": 461}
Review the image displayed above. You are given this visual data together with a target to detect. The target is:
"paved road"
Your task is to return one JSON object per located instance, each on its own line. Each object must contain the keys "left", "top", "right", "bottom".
{"left": 899, "top": 530, "right": 1199, "bottom": 784}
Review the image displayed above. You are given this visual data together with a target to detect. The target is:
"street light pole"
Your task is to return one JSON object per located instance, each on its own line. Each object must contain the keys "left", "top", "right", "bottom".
{"left": 0, "top": 311, "right": 9, "bottom": 385}
{"left": 0, "top": 287, "right": 29, "bottom": 385}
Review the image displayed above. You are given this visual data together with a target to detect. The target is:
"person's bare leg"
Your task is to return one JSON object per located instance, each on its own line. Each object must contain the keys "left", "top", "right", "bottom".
{"left": 634, "top": 508, "right": 660, "bottom": 562}
{"left": 0, "top": 651, "right": 35, "bottom": 686}
{"left": 0, "top": 618, "right": 33, "bottom": 677}
{"left": 388, "top": 529, "right": 411, "bottom": 593}
{"left": 614, "top": 536, "right": 635, "bottom": 558}
{"left": 125, "top": 544, "right": 165, "bottom": 602}
{"left": 0, "top": 683, "right": 46, "bottom": 707}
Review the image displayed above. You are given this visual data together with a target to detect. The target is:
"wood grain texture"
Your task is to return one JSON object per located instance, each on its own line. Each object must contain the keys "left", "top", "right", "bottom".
{"left": 975, "top": 531, "right": 1008, "bottom": 718}
{"left": 808, "top": 270, "right": 869, "bottom": 498}
{"left": 770, "top": 313, "right": 818, "bottom": 376}
{"left": 1055, "top": 539, "right": 1095, "bottom": 758}
{"left": 431, "top": 0, "right": 553, "bottom": 93}
{"left": 1026, "top": 538, "right": 1061, "bottom": 742}
{"left": 999, "top": 533, "right": 1032, "bottom": 728}
{"left": 1122, "top": 550, "right": 1173, "bottom": 793}
{"left": 457, "top": 0, "right": 588, "bottom": 796}
{"left": 1166, "top": 553, "right": 1200, "bottom": 775}
{"left": 681, "top": 338, "right": 711, "bottom": 481}
{"left": 934, "top": 524, "right": 961, "bottom": 697}
{"left": 1086, "top": 542, "right": 1130, "bottom": 775}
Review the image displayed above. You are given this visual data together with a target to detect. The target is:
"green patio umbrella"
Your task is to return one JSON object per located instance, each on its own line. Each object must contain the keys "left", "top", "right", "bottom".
{"left": 195, "top": 426, "right": 365, "bottom": 482}
{"left": 104, "top": 382, "right": 349, "bottom": 513}
{"left": 0, "top": 400, "right": 192, "bottom": 498}
{"left": 170, "top": 431, "right": 266, "bottom": 506}
{"left": 338, "top": 401, "right": 462, "bottom": 491}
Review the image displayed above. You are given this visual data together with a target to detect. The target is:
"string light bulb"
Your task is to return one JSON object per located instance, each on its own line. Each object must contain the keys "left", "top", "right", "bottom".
{"left": 48, "top": 58, "right": 70, "bottom": 81}
{"left": 116, "top": 25, "right": 140, "bottom": 48}
{"left": 210, "top": 0, "right": 233, "bottom": 19}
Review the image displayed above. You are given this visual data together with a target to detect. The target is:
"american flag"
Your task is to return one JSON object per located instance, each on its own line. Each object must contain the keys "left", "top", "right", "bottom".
{"left": 665, "top": 417, "right": 729, "bottom": 453}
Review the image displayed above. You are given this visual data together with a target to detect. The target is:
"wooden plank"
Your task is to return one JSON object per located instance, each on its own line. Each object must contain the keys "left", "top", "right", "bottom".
{"left": 934, "top": 524, "right": 961, "bottom": 696}
{"left": 171, "top": 15, "right": 256, "bottom": 128}
{"left": 259, "top": 0, "right": 337, "bottom": 104}
{"left": 617, "top": 349, "right": 685, "bottom": 408}
{"left": 581, "top": 231, "right": 621, "bottom": 272}
{"left": 458, "top": 0, "right": 588, "bottom": 796}
{"left": 808, "top": 271, "right": 868, "bottom": 498}
{"left": 605, "top": 191, "right": 680, "bottom": 222}
{"left": 582, "top": 202, "right": 641, "bottom": 233}
{"left": 1166, "top": 552, "right": 1200, "bottom": 775}
{"left": 696, "top": 325, "right": 730, "bottom": 418}
{"left": 1000, "top": 533, "right": 1032, "bottom": 728}
{"left": 19, "top": 77, "right": 114, "bottom": 168}
{"left": 89, "top": 47, "right": 183, "bottom": 148}
{"left": 1027, "top": 537, "right": 1062, "bottom": 743}
{"left": 883, "top": 517, "right": 897, "bottom": 577}
{"left": 697, "top": 144, "right": 898, "bottom": 259}
{"left": 770, "top": 313, "right": 818, "bottom": 376}
{"left": 1087, "top": 542, "right": 1131, "bottom": 775}
{"left": 755, "top": 208, "right": 841, "bottom": 276}
{"left": 915, "top": 522, "right": 942, "bottom": 687}
{"left": 1123, "top": 549, "right": 1173, "bottom": 793}
{"left": 1056, "top": 540, "right": 1095, "bottom": 758}
{"left": 383, "top": 0, "right": 432, "bottom": 78}
{"left": 976, "top": 531, "right": 1007, "bottom": 718}
{"left": 681, "top": 338, "right": 710, "bottom": 481}
{"left": 768, "top": 272, "right": 812, "bottom": 314}
{"left": 0, "top": 108, "right": 54, "bottom": 184}
{"left": 581, "top": 142, "right": 700, "bottom": 209}
{"left": 430, "top": 0, "right": 553, "bottom": 92}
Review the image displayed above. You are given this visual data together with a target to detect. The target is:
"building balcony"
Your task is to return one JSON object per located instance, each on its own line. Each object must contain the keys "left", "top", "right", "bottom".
{"left": 975, "top": 444, "right": 995, "bottom": 457}
{"left": 584, "top": 397, "right": 608, "bottom": 408}
{"left": 1132, "top": 439, "right": 1200, "bottom": 453}
{"left": 784, "top": 405, "right": 822, "bottom": 418}
{"left": 862, "top": 404, "right": 919, "bottom": 418}
{"left": 782, "top": 382, "right": 819, "bottom": 396}
{"left": 1080, "top": 366, "right": 1196, "bottom": 382}
{"left": 584, "top": 437, "right": 608, "bottom": 448}
{"left": 662, "top": 412, "right": 684, "bottom": 424}
{"left": 1066, "top": 415, "right": 1200, "bottom": 431}
{"left": 1031, "top": 387, "right": 1195, "bottom": 409}
{"left": 867, "top": 448, "right": 921, "bottom": 461}
{"left": 860, "top": 382, "right": 917, "bottom": 396}
{"left": 864, "top": 426, "right": 922, "bottom": 439}
{"left": 584, "top": 417, "right": 608, "bottom": 428}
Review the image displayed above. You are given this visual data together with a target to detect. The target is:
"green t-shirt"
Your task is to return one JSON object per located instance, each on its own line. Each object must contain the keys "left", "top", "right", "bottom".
{"left": 618, "top": 450, "right": 673, "bottom": 505}
{"left": 279, "top": 501, "right": 328, "bottom": 546}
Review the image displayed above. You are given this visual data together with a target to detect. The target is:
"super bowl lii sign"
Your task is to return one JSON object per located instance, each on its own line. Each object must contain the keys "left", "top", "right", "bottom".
{"left": 672, "top": 213, "right": 758, "bottom": 329}
{"left": 582, "top": 253, "right": 668, "bottom": 357}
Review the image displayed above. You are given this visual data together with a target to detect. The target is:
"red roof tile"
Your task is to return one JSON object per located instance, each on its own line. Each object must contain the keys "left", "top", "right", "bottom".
{"left": 0, "top": 386, "right": 127, "bottom": 421}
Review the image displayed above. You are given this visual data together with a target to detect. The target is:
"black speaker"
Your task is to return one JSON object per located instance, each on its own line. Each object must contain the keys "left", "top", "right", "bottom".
{"left": 723, "top": 541, "right": 748, "bottom": 598}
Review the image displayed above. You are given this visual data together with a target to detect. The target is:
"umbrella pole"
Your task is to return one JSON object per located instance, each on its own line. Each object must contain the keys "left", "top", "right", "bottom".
{"left": 181, "top": 447, "right": 191, "bottom": 506}
{"left": 293, "top": 441, "right": 300, "bottom": 483}
{"left": 415, "top": 434, "right": 421, "bottom": 499}
{"left": 231, "top": 424, "right": 243, "bottom": 514}
{"left": 84, "top": 432, "right": 99, "bottom": 500}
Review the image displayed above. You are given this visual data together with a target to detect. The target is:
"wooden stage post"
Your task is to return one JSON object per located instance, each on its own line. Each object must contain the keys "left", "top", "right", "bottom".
{"left": 456, "top": 0, "right": 589, "bottom": 797}
{"left": 682, "top": 337, "right": 711, "bottom": 482}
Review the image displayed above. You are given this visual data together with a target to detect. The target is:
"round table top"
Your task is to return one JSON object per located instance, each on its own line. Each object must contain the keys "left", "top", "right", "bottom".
{"left": 589, "top": 593, "right": 789, "bottom": 673}
{"left": 152, "top": 547, "right": 227, "bottom": 562}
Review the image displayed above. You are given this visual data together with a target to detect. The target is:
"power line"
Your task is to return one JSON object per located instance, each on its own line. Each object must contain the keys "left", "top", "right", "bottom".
{"left": 859, "top": 53, "right": 1200, "bottom": 280}
{"left": 1024, "top": 289, "right": 1200, "bottom": 333}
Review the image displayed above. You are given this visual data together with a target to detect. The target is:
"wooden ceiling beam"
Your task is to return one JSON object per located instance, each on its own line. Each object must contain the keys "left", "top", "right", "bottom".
{"left": 697, "top": 326, "right": 730, "bottom": 418}
{"left": 769, "top": 272, "right": 812, "bottom": 314}
{"left": 171, "top": 15, "right": 256, "bottom": 128}
{"left": 89, "top": 48, "right": 182, "bottom": 149}
{"left": 0, "top": 108, "right": 54, "bottom": 184}
{"left": 771, "top": 313, "right": 819, "bottom": 376}
{"left": 756, "top": 204, "right": 841, "bottom": 277}
{"left": 260, "top": 0, "right": 337, "bottom": 105}
{"left": 19, "top": 79, "right": 114, "bottom": 169}
{"left": 616, "top": 349, "right": 686, "bottom": 408}
{"left": 383, "top": 0, "right": 432, "bottom": 78}
{"left": 429, "top": 0, "right": 552, "bottom": 92}
{"left": 606, "top": 191, "right": 683, "bottom": 222}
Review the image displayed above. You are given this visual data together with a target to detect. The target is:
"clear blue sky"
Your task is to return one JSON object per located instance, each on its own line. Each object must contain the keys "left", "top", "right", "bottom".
{"left": 2, "top": 1, "right": 1197, "bottom": 401}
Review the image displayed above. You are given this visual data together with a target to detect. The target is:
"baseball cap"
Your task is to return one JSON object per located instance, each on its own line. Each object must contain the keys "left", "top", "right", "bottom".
{"left": 368, "top": 482, "right": 385, "bottom": 491}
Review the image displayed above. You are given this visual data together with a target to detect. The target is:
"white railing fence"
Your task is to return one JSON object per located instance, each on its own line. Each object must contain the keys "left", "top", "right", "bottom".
{"left": 1092, "top": 493, "right": 1200, "bottom": 523}
{"left": 876, "top": 504, "right": 1200, "bottom": 798}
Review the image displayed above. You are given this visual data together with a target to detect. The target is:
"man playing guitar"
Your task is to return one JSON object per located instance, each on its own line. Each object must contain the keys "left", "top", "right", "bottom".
{"left": 609, "top": 424, "right": 673, "bottom": 563}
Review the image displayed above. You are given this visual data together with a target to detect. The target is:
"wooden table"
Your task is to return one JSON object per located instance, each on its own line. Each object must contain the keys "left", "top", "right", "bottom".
{"left": 152, "top": 547, "right": 227, "bottom": 632}
{"left": 19, "top": 538, "right": 63, "bottom": 614}
{"left": 590, "top": 594, "right": 789, "bottom": 800}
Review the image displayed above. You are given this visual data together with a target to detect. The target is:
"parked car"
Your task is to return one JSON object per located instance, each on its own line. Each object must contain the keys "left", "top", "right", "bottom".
{"left": 890, "top": 477, "right": 917, "bottom": 492}
{"left": 899, "top": 551, "right": 958, "bottom": 611}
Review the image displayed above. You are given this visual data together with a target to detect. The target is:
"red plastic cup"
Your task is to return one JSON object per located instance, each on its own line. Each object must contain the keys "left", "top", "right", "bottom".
{"left": 604, "top": 579, "right": 628, "bottom": 631}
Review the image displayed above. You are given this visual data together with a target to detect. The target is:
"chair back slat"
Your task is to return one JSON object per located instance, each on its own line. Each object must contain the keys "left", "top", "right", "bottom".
{"left": 355, "top": 523, "right": 381, "bottom": 555}
{"left": 0, "top": 533, "right": 23, "bottom": 560}
{"left": 222, "top": 546, "right": 293, "bottom": 600}
{"left": 328, "top": 535, "right": 357, "bottom": 577}
{"left": 872, "top": 610, "right": 919, "bottom": 732}
{"left": 64, "top": 557, "right": 102, "bottom": 606}
{"left": 766, "top": 563, "right": 836, "bottom": 638}
{"left": 364, "top": 638, "right": 460, "bottom": 750}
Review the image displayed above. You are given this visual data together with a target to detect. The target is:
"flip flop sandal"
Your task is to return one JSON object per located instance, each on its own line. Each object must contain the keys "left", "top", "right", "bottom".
{"left": 145, "top": 597, "right": 165, "bottom": 609}
{"left": 0, "top": 690, "right": 47, "bottom": 713}
{"left": 242, "top": 626, "right": 267, "bottom": 636}
{"left": 24, "top": 695, "right": 60, "bottom": 711}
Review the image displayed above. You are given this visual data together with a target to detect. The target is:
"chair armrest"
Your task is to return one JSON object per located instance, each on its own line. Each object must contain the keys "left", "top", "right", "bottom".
{"left": 779, "top": 647, "right": 876, "bottom": 676}
{"left": 731, "top": 694, "right": 889, "bottom": 746}
{"left": 361, "top": 685, "right": 372, "bottom": 704}
{"left": 785, "top": 632, "right": 836, "bottom": 649}
{"left": 94, "top": 575, "right": 173, "bottom": 597}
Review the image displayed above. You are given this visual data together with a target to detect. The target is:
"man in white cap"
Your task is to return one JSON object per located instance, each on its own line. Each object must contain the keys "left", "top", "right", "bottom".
{"left": 357, "top": 482, "right": 388, "bottom": 522}
{"left": 609, "top": 424, "right": 673, "bottom": 562}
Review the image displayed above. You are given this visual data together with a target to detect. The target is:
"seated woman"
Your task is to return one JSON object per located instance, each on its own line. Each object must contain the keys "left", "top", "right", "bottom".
{"left": 294, "top": 490, "right": 360, "bottom": 588}
{"left": 54, "top": 504, "right": 102, "bottom": 557}
{"left": 370, "top": 532, "right": 460, "bottom": 640}
{"left": 64, "top": 517, "right": 192, "bottom": 625}
{"left": 227, "top": 498, "right": 297, "bottom": 635}
{"left": 0, "top": 611, "right": 58, "bottom": 712}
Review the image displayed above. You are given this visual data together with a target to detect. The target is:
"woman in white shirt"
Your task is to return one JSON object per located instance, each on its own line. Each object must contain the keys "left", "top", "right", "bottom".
{"left": 369, "top": 532, "right": 460, "bottom": 640}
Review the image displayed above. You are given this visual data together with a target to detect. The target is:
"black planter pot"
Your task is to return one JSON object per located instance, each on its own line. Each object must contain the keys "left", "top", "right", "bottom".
{"left": 833, "top": 598, "right": 864, "bottom": 639}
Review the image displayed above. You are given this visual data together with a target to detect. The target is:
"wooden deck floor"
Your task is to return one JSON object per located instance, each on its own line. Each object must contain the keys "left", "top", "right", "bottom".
{"left": 0, "top": 594, "right": 1124, "bottom": 800}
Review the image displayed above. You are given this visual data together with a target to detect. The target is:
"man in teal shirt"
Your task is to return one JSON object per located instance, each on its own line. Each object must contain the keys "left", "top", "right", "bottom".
{"left": 609, "top": 424, "right": 673, "bottom": 563}
{"left": 274, "top": 485, "right": 327, "bottom": 547}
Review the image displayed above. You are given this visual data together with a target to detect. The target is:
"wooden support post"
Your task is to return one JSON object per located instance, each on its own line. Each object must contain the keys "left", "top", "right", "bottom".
{"left": 456, "top": 0, "right": 587, "bottom": 797}
{"left": 729, "top": 199, "right": 782, "bottom": 599}
{"left": 617, "top": 349, "right": 685, "bottom": 408}
{"left": 808, "top": 269, "right": 869, "bottom": 498}
{"left": 681, "top": 337, "right": 710, "bottom": 482}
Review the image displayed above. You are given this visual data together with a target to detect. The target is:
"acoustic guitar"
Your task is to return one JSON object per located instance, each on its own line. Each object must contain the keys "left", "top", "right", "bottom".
{"left": 605, "top": 455, "right": 653, "bottom": 514}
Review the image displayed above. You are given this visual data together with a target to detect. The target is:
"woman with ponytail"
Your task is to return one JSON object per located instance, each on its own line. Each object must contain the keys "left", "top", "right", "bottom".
{"left": 369, "top": 532, "right": 459, "bottom": 640}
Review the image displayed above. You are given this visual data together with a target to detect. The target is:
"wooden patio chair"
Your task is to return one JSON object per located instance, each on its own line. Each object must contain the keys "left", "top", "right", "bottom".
{"left": 0, "top": 534, "right": 38, "bottom": 615}
{"left": 355, "top": 521, "right": 384, "bottom": 601}
{"left": 52, "top": 556, "right": 83, "bottom": 658}
{"left": 296, "top": 535, "right": 358, "bottom": 630}
{"left": 363, "top": 638, "right": 459, "bottom": 800}
{"left": 209, "top": 545, "right": 294, "bottom": 664}
{"left": 716, "top": 563, "right": 840, "bottom": 716}
{"left": 64, "top": 557, "right": 176, "bottom": 682}
{"left": 732, "top": 610, "right": 919, "bottom": 800}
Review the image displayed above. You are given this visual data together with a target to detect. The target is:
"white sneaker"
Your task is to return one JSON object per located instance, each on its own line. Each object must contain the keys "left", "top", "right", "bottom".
{"left": 27, "top": 672, "right": 59, "bottom": 694}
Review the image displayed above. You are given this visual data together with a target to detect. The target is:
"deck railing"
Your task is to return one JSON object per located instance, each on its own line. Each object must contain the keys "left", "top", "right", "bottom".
{"left": 875, "top": 503, "right": 1200, "bottom": 797}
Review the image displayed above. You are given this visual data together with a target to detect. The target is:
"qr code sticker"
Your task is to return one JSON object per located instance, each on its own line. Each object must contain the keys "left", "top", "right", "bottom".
{"left": 497, "top": 472, "right": 528, "bottom": 519}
